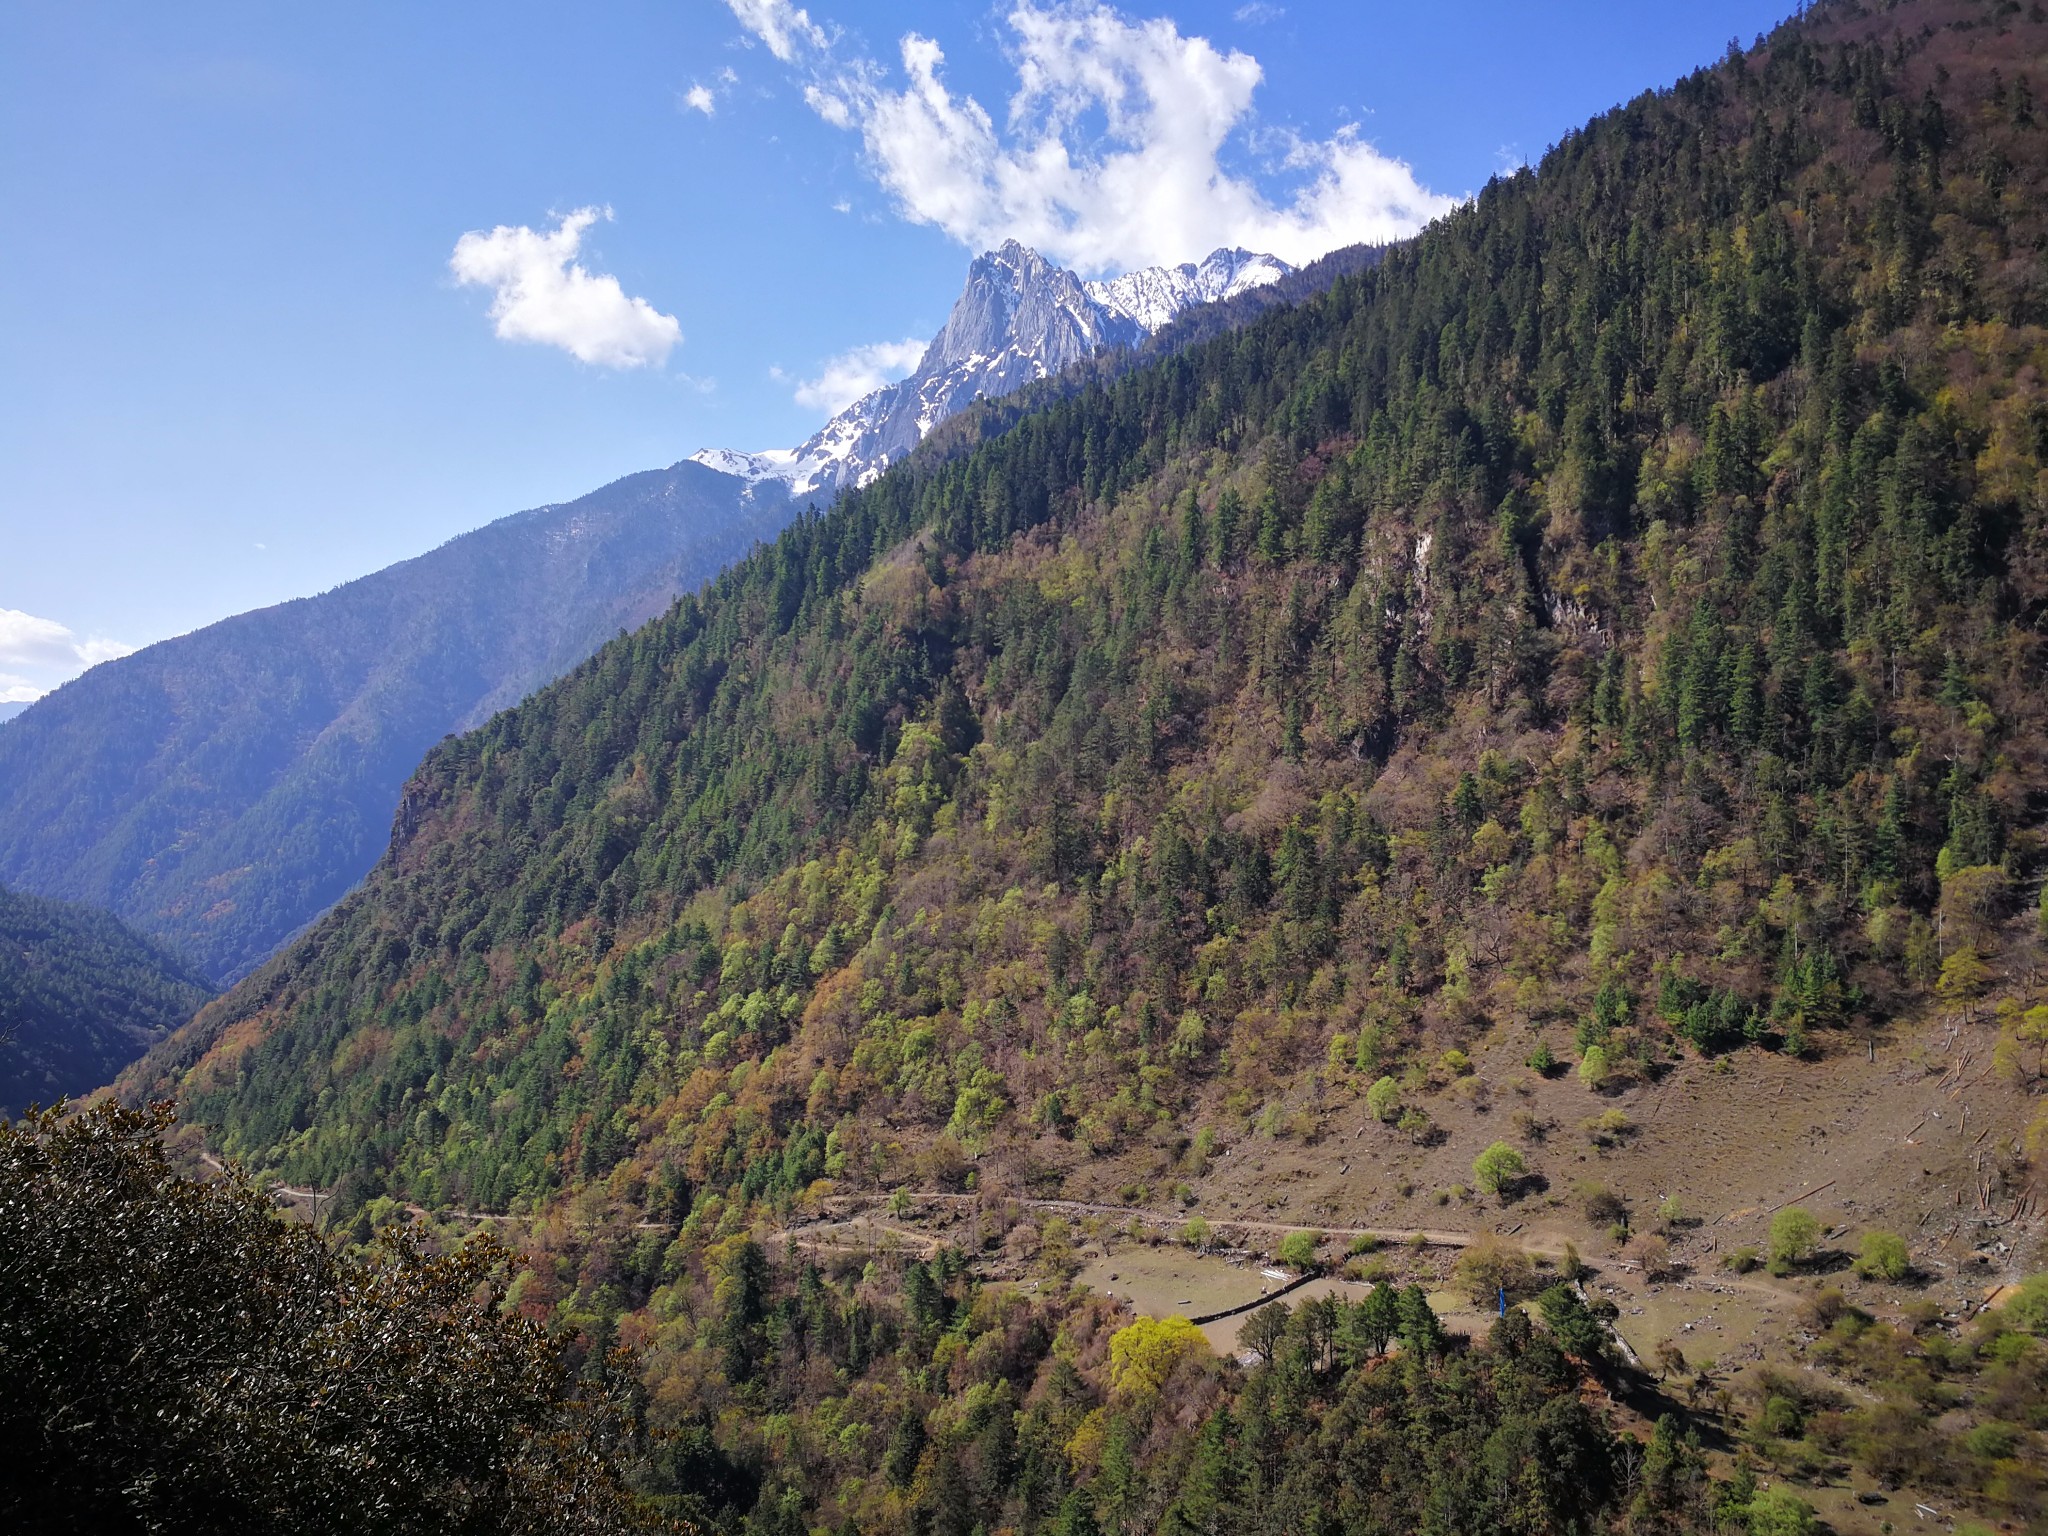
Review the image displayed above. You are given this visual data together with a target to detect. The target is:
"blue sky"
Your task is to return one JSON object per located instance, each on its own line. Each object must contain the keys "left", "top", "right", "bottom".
{"left": 1, "top": 0, "right": 1795, "bottom": 701}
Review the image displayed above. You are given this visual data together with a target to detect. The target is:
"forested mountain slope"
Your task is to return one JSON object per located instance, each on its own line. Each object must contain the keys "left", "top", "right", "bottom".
{"left": 0, "top": 464, "right": 792, "bottom": 984}
{"left": 153, "top": 0, "right": 2048, "bottom": 1210}
{"left": 130, "top": 3, "right": 2048, "bottom": 1528}
{"left": 0, "top": 886, "right": 211, "bottom": 1118}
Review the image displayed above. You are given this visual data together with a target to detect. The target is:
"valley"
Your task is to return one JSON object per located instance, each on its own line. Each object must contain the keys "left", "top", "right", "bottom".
{"left": 7, "top": 0, "right": 2048, "bottom": 1532}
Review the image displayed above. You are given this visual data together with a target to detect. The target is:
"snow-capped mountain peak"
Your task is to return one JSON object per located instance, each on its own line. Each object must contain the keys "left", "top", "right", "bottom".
{"left": 686, "top": 447, "right": 798, "bottom": 484}
{"left": 1086, "top": 248, "right": 1293, "bottom": 334}
{"left": 691, "top": 243, "right": 1292, "bottom": 501}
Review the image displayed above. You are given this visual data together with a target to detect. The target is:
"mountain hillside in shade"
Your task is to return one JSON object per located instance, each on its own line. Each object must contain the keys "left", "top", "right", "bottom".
{"left": 0, "top": 463, "right": 793, "bottom": 983}
{"left": 0, "top": 885, "right": 212, "bottom": 1117}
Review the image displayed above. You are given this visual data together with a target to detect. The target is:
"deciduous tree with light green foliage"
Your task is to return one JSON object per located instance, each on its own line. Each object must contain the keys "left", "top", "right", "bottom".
{"left": 1745, "top": 1486, "right": 1821, "bottom": 1536}
{"left": 1276, "top": 1230, "right": 1321, "bottom": 1272}
{"left": 2000, "top": 1272, "right": 2048, "bottom": 1335}
{"left": 1473, "top": 1141, "right": 1526, "bottom": 1197}
{"left": 1366, "top": 1075, "right": 1401, "bottom": 1122}
{"left": 1768, "top": 1207, "right": 1822, "bottom": 1274}
{"left": 1579, "top": 1045, "right": 1610, "bottom": 1090}
{"left": 1855, "top": 1230, "right": 1910, "bottom": 1282}
{"left": 1107, "top": 1315, "right": 1208, "bottom": 1401}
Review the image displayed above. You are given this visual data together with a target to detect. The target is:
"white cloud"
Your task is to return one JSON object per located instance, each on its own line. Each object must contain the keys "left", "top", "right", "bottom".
{"left": 0, "top": 608, "right": 135, "bottom": 701}
{"left": 75, "top": 636, "right": 135, "bottom": 665}
{"left": 0, "top": 609, "right": 81, "bottom": 669}
{"left": 449, "top": 207, "right": 682, "bottom": 368}
{"left": 788, "top": 337, "right": 927, "bottom": 414}
{"left": 724, "top": 0, "right": 1457, "bottom": 274}
{"left": 684, "top": 65, "right": 744, "bottom": 116}
{"left": 726, "top": 0, "right": 828, "bottom": 62}
{"left": 1233, "top": 2, "right": 1285, "bottom": 21}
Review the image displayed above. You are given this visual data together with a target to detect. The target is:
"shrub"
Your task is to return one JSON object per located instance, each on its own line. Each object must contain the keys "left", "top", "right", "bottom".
{"left": 1962, "top": 1422, "right": 2019, "bottom": 1461}
{"left": 1179, "top": 1217, "right": 1213, "bottom": 1251}
{"left": 1582, "top": 1109, "right": 1632, "bottom": 1146}
{"left": 1453, "top": 1236, "right": 1536, "bottom": 1306}
{"left": 1473, "top": 1141, "right": 1527, "bottom": 1197}
{"left": 1999, "top": 1272, "right": 2048, "bottom": 1335}
{"left": 1855, "top": 1230, "right": 1910, "bottom": 1282}
{"left": 1276, "top": 1230, "right": 1321, "bottom": 1272}
{"left": 1723, "top": 1246, "right": 1760, "bottom": 1274}
{"left": 1626, "top": 1233, "right": 1676, "bottom": 1282}
{"left": 1744, "top": 1487, "right": 1820, "bottom": 1536}
{"left": 1559, "top": 1241, "right": 1586, "bottom": 1282}
{"left": 1578, "top": 1182, "right": 1627, "bottom": 1228}
{"left": 1757, "top": 1394, "right": 1804, "bottom": 1437}
{"left": 1527, "top": 1040, "right": 1557, "bottom": 1075}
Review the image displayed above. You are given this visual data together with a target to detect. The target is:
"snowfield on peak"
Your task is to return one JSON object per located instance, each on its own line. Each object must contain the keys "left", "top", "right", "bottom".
{"left": 685, "top": 447, "right": 798, "bottom": 483}
{"left": 1085, "top": 249, "right": 1293, "bottom": 334}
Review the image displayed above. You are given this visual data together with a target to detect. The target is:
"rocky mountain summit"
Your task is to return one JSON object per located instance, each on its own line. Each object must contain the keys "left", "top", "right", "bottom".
{"left": 693, "top": 242, "right": 1290, "bottom": 499}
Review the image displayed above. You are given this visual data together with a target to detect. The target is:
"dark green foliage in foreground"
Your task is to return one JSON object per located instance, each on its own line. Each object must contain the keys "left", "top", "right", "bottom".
{"left": 0, "top": 1101, "right": 665, "bottom": 1535}
{"left": 0, "top": 885, "right": 212, "bottom": 1117}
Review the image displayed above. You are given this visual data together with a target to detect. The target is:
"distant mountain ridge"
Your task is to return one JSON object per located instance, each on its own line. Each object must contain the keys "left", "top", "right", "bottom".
{"left": 0, "top": 464, "right": 792, "bottom": 983}
{"left": 692, "top": 243, "right": 1290, "bottom": 498}
{"left": 0, "top": 239, "right": 1313, "bottom": 999}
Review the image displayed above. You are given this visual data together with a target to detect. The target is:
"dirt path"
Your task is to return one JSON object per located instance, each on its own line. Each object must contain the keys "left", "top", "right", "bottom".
{"left": 826, "top": 1189, "right": 1534, "bottom": 1255}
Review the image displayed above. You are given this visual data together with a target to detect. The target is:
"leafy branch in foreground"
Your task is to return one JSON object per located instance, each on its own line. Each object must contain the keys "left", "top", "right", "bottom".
{"left": 0, "top": 1100, "right": 672, "bottom": 1536}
